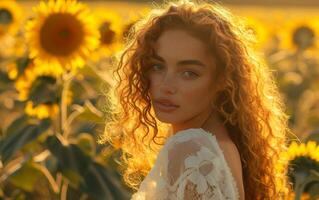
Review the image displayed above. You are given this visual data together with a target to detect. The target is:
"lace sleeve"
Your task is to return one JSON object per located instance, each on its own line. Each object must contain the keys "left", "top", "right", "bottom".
{"left": 131, "top": 128, "right": 239, "bottom": 200}
{"left": 166, "top": 132, "right": 234, "bottom": 199}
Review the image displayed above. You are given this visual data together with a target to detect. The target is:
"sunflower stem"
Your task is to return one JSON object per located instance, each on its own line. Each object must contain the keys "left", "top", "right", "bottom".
{"left": 60, "top": 178, "right": 69, "bottom": 200}
{"left": 58, "top": 75, "right": 64, "bottom": 135}
{"left": 60, "top": 71, "right": 74, "bottom": 139}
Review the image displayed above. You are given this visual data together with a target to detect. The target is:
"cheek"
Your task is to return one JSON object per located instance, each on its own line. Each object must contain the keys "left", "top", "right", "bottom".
{"left": 179, "top": 80, "right": 215, "bottom": 107}
{"left": 148, "top": 76, "right": 159, "bottom": 97}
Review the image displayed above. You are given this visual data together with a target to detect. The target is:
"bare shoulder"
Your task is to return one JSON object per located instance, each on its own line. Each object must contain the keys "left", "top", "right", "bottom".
{"left": 218, "top": 139, "right": 245, "bottom": 200}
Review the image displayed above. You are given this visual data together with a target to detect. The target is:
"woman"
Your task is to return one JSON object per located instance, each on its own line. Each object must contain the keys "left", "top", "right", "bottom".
{"left": 100, "top": 0, "right": 292, "bottom": 199}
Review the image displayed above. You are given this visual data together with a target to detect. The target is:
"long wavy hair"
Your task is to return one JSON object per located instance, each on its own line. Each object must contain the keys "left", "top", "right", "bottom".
{"left": 99, "top": 0, "right": 293, "bottom": 199}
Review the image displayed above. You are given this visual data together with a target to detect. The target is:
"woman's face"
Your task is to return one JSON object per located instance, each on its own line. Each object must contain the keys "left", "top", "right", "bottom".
{"left": 147, "top": 29, "right": 219, "bottom": 129}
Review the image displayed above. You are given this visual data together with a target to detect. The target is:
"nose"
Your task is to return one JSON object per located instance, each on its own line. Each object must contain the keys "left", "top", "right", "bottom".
{"left": 159, "top": 72, "right": 177, "bottom": 94}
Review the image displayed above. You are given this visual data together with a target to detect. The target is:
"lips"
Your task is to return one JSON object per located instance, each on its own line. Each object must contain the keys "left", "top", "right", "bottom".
{"left": 154, "top": 99, "right": 179, "bottom": 112}
{"left": 153, "top": 100, "right": 179, "bottom": 113}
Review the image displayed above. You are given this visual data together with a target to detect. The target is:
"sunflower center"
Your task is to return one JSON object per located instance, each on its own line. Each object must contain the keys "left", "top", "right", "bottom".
{"left": 99, "top": 22, "right": 115, "bottom": 45}
{"left": 28, "top": 76, "right": 59, "bottom": 105}
{"left": 40, "top": 13, "right": 84, "bottom": 56}
{"left": 0, "top": 8, "right": 13, "bottom": 25}
{"left": 122, "top": 22, "right": 135, "bottom": 39}
{"left": 292, "top": 26, "right": 315, "bottom": 50}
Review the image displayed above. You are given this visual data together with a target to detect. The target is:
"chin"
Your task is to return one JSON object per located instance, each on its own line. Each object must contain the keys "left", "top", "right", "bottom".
{"left": 154, "top": 111, "right": 183, "bottom": 124}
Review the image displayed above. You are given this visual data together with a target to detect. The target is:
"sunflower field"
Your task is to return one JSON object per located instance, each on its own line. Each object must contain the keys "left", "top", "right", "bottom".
{"left": 0, "top": 0, "right": 319, "bottom": 200}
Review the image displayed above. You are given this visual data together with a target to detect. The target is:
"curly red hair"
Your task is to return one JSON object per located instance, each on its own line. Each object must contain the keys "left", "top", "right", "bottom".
{"left": 99, "top": 0, "right": 293, "bottom": 199}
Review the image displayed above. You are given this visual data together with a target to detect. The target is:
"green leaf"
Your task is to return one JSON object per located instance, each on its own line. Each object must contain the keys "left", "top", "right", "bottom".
{"left": 8, "top": 161, "right": 44, "bottom": 192}
{"left": 294, "top": 170, "right": 319, "bottom": 200}
{"left": 45, "top": 135, "right": 131, "bottom": 199}
{"left": 76, "top": 133, "right": 96, "bottom": 157}
{"left": 8, "top": 159, "right": 59, "bottom": 193}
{"left": 0, "top": 119, "right": 51, "bottom": 164}
{"left": 5, "top": 115, "right": 29, "bottom": 137}
{"left": 81, "top": 162, "right": 131, "bottom": 200}
{"left": 45, "top": 135, "right": 91, "bottom": 187}
{"left": 76, "top": 101, "right": 104, "bottom": 123}
{"left": 71, "top": 65, "right": 106, "bottom": 102}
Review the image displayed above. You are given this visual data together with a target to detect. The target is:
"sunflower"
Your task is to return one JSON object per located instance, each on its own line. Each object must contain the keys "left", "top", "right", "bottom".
{"left": 91, "top": 8, "right": 123, "bottom": 60}
{"left": 278, "top": 17, "right": 319, "bottom": 51}
{"left": 0, "top": 0, "right": 23, "bottom": 38}
{"left": 15, "top": 62, "right": 42, "bottom": 101}
{"left": 282, "top": 140, "right": 319, "bottom": 162}
{"left": 275, "top": 140, "right": 319, "bottom": 199}
{"left": 24, "top": 88, "right": 73, "bottom": 119}
{"left": 120, "top": 7, "right": 150, "bottom": 42}
{"left": 15, "top": 61, "right": 73, "bottom": 119}
{"left": 275, "top": 140, "right": 319, "bottom": 175}
{"left": 15, "top": 64, "right": 60, "bottom": 119}
{"left": 25, "top": 0, "right": 100, "bottom": 75}
{"left": 14, "top": 60, "right": 61, "bottom": 101}
{"left": 0, "top": 0, "right": 24, "bottom": 57}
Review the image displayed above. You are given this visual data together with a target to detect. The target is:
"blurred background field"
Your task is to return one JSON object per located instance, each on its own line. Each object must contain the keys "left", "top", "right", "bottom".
{"left": 0, "top": 0, "right": 319, "bottom": 199}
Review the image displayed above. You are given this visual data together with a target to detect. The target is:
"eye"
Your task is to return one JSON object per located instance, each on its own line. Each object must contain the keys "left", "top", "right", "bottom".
{"left": 150, "top": 63, "right": 164, "bottom": 71}
{"left": 182, "top": 71, "right": 198, "bottom": 78}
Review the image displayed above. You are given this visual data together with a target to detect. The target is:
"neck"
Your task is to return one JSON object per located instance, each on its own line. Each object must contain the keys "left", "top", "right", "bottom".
{"left": 170, "top": 109, "right": 229, "bottom": 140}
{"left": 171, "top": 108, "right": 215, "bottom": 134}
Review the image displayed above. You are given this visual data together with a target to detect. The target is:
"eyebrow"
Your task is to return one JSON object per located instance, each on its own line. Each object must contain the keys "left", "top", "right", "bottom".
{"left": 152, "top": 53, "right": 206, "bottom": 68}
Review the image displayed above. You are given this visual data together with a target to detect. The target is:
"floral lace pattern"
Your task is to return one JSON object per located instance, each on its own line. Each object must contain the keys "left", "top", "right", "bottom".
{"left": 131, "top": 128, "right": 240, "bottom": 200}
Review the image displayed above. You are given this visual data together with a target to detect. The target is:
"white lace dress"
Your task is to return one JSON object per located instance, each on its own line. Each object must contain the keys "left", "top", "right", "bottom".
{"left": 131, "top": 128, "right": 240, "bottom": 200}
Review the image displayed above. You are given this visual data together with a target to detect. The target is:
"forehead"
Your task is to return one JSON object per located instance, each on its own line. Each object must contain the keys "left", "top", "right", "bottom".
{"left": 154, "top": 29, "right": 212, "bottom": 62}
